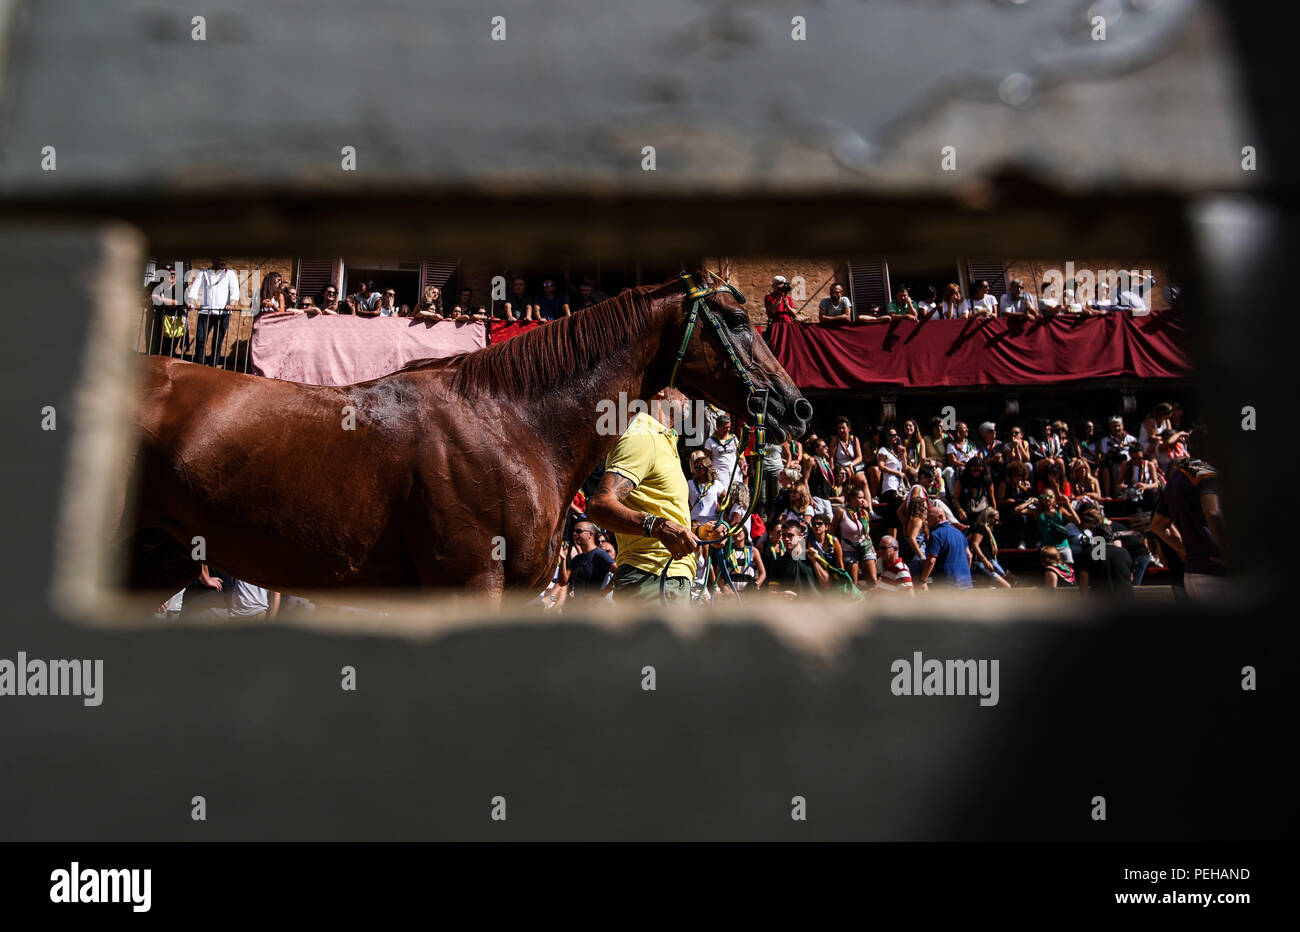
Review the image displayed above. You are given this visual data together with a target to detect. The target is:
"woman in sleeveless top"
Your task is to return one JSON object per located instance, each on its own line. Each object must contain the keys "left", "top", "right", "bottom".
{"left": 833, "top": 487, "right": 878, "bottom": 588}
{"left": 901, "top": 419, "right": 925, "bottom": 482}
{"left": 899, "top": 495, "right": 929, "bottom": 579}
{"left": 832, "top": 417, "right": 868, "bottom": 492}
{"left": 807, "top": 514, "right": 844, "bottom": 572}
{"left": 804, "top": 438, "right": 837, "bottom": 502}
{"left": 719, "top": 526, "right": 765, "bottom": 594}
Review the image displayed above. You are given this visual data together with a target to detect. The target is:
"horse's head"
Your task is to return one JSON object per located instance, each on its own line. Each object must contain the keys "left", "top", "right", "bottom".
{"left": 662, "top": 273, "right": 813, "bottom": 444}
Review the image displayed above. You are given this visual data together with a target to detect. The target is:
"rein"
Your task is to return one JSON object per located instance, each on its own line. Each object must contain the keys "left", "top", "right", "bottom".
{"left": 658, "top": 273, "right": 770, "bottom": 604}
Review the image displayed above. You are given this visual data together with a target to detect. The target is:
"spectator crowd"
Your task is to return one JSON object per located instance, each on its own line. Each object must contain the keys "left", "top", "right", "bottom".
{"left": 551, "top": 398, "right": 1225, "bottom": 605}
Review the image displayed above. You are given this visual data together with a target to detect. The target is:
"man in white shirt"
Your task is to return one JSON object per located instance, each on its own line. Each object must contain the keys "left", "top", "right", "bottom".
{"left": 228, "top": 578, "right": 278, "bottom": 621}
{"left": 186, "top": 258, "right": 242, "bottom": 367}
{"left": 703, "top": 412, "right": 739, "bottom": 484}
{"left": 998, "top": 279, "right": 1037, "bottom": 317}
{"left": 1116, "top": 273, "right": 1153, "bottom": 313}
{"left": 959, "top": 280, "right": 998, "bottom": 318}
{"left": 350, "top": 280, "right": 382, "bottom": 314}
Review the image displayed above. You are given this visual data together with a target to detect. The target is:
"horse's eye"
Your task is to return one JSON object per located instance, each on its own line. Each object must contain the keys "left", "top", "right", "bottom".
{"left": 726, "top": 313, "right": 750, "bottom": 331}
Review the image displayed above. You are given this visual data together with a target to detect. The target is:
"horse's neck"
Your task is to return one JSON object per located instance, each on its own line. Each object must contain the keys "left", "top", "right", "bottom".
{"left": 539, "top": 292, "right": 679, "bottom": 490}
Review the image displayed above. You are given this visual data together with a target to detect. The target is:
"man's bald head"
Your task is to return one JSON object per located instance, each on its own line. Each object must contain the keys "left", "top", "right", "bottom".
{"left": 926, "top": 505, "right": 945, "bottom": 529}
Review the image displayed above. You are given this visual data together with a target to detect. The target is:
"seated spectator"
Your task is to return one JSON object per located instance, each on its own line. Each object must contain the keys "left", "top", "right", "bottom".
{"left": 765, "top": 275, "right": 797, "bottom": 323}
{"left": 998, "top": 278, "right": 1038, "bottom": 317}
{"left": 829, "top": 464, "right": 851, "bottom": 505}
{"left": 900, "top": 418, "right": 925, "bottom": 482}
{"left": 258, "top": 271, "right": 286, "bottom": 316}
{"left": 503, "top": 277, "right": 530, "bottom": 321}
{"left": 317, "top": 284, "right": 341, "bottom": 314}
{"left": 831, "top": 417, "right": 869, "bottom": 493}
{"left": 997, "top": 460, "right": 1037, "bottom": 549}
{"left": 1005, "top": 425, "right": 1032, "bottom": 465}
{"left": 1118, "top": 446, "right": 1162, "bottom": 512}
{"left": 922, "top": 416, "right": 949, "bottom": 463}
{"left": 567, "top": 280, "right": 599, "bottom": 313}
{"left": 953, "top": 456, "right": 995, "bottom": 528}
{"left": 283, "top": 285, "right": 303, "bottom": 311}
{"left": 453, "top": 288, "right": 487, "bottom": 322}
{"left": 969, "top": 510, "right": 1012, "bottom": 588}
{"left": 960, "top": 279, "right": 998, "bottom": 318}
{"left": 1069, "top": 457, "right": 1102, "bottom": 505}
{"left": 1138, "top": 402, "right": 1174, "bottom": 458}
{"left": 1040, "top": 546, "right": 1076, "bottom": 589}
{"left": 350, "top": 280, "right": 381, "bottom": 314}
{"left": 1038, "top": 278, "right": 1061, "bottom": 314}
{"left": 817, "top": 282, "right": 853, "bottom": 324}
{"left": 415, "top": 285, "right": 445, "bottom": 320}
{"left": 915, "top": 506, "right": 974, "bottom": 590}
{"left": 832, "top": 487, "right": 877, "bottom": 589}
{"left": 1115, "top": 272, "right": 1153, "bottom": 312}
{"left": 1063, "top": 420, "right": 1100, "bottom": 468}
{"left": 1099, "top": 415, "right": 1136, "bottom": 496}
{"left": 807, "top": 514, "right": 844, "bottom": 572}
{"left": 1015, "top": 490, "right": 1079, "bottom": 564}
{"left": 775, "top": 481, "right": 815, "bottom": 532}
{"left": 1156, "top": 426, "right": 1190, "bottom": 474}
{"left": 719, "top": 526, "right": 765, "bottom": 594}
{"left": 765, "top": 466, "right": 801, "bottom": 529}
{"left": 1035, "top": 458, "right": 1074, "bottom": 500}
{"left": 568, "top": 521, "right": 616, "bottom": 600}
{"left": 876, "top": 536, "right": 914, "bottom": 594}
{"left": 943, "top": 421, "right": 975, "bottom": 492}
{"left": 377, "top": 288, "right": 400, "bottom": 317}
{"left": 765, "top": 520, "right": 826, "bottom": 596}
{"left": 928, "top": 282, "right": 964, "bottom": 320}
{"left": 976, "top": 422, "right": 1007, "bottom": 476}
{"left": 885, "top": 285, "right": 920, "bottom": 320}
{"left": 532, "top": 279, "right": 571, "bottom": 321}
{"left": 802, "top": 437, "right": 838, "bottom": 505}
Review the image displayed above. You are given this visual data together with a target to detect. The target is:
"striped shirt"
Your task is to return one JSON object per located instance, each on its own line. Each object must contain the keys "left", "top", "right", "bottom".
{"left": 879, "top": 557, "right": 913, "bottom": 591}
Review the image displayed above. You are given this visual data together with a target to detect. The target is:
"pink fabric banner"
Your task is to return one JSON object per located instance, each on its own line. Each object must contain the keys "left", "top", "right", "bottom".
{"left": 762, "top": 312, "right": 1192, "bottom": 391}
{"left": 251, "top": 313, "right": 486, "bottom": 385}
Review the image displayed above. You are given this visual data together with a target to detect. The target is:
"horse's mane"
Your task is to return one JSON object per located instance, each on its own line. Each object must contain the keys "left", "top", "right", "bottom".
{"left": 406, "top": 282, "right": 675, "bottom": 398}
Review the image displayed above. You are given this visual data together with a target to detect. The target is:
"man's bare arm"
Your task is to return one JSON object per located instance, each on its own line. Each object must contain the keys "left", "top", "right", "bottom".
{"left": 587, "top": 472, "right": 698, "bottom": 559}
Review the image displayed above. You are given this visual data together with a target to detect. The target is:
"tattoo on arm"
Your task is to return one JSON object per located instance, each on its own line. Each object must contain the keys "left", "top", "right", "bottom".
{"left": 598, "top": 472, "right": 635, "bottom": 502}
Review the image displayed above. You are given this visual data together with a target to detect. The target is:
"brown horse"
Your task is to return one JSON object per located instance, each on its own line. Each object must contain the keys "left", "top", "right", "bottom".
{"left": 117, "top": 274, "right": 812, "bottom": 601}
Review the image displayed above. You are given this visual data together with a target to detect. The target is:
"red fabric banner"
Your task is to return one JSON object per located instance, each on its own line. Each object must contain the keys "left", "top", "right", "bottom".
{"left": 489, "top": 320, "right": 545, "bottom": 343}
{"left": 762, "top": 312, "right": 1192, "bottom": 391}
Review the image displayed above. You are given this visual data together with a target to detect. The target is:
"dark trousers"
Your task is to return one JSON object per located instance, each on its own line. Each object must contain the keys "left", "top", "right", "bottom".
{"left": 194, "top": 312, "right": 231, "bottom": 367}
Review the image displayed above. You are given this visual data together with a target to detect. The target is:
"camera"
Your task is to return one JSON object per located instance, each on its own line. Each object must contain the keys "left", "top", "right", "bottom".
{"left": 777, "top": 281, "right": 792, "bottom": 295}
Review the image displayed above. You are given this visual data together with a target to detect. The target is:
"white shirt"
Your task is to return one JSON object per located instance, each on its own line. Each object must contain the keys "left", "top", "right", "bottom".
{"left": 959, "top": 295, "right": 997, "bottom": 317}
{"left": 186, "top": 267, "right": 241, "bottom": 313}
{"left": 689, "top": 478, "right": 724, "bottom": 524}
{"left": 1116, "top": 289, "right": 1148, "bottom": 311}
{"left": 999, "top": 293, "right": 1036, "bottom": 316}
{"left": 229, "top": 579, "right": 269, "bottom": 616}
{"left": 704, "top": 433, "right": 739, "bottom": 484}
{"left": 878, "top": 446, "right": 904, "bottom": 493}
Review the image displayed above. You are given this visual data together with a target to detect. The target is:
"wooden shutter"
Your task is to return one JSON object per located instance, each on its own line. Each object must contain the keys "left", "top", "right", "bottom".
{"left": 965, "top": 259, "right": 1008, "bottom": 297}
{"left": 847, "top": 259, "right": 887, "bottom": 318}
{"left": 294, "top": 258, "right": 339, "bottom": 301}
{"left": 420, "top": 258, "right": 461, "bottom": 296}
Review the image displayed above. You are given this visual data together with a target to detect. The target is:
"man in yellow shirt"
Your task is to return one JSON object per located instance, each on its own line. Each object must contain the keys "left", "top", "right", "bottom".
{"left": 589, "top": 388, "right": 701, "bottom": 603}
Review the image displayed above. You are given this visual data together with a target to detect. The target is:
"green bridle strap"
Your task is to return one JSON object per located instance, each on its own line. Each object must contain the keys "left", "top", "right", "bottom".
{"left": 667, "top": 273, "right": 769, "bottom": 551}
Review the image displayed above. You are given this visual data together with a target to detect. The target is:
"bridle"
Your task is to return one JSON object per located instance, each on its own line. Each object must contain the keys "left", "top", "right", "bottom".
{"left": 659, "top": 272, "right": 773, "bottom": 601}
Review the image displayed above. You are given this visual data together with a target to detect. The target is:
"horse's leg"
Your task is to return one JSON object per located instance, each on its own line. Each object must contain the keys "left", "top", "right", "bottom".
{"left": 463, "top": 567, "right": 504, "bottom": 609}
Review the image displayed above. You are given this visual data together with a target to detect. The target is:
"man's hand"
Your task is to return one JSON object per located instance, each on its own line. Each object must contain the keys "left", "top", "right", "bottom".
{"left": 655, "top": 520, "right": 699, "bottom": 559}
{"left": 204, "top": 576, "right": 223, "bottom": 592}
